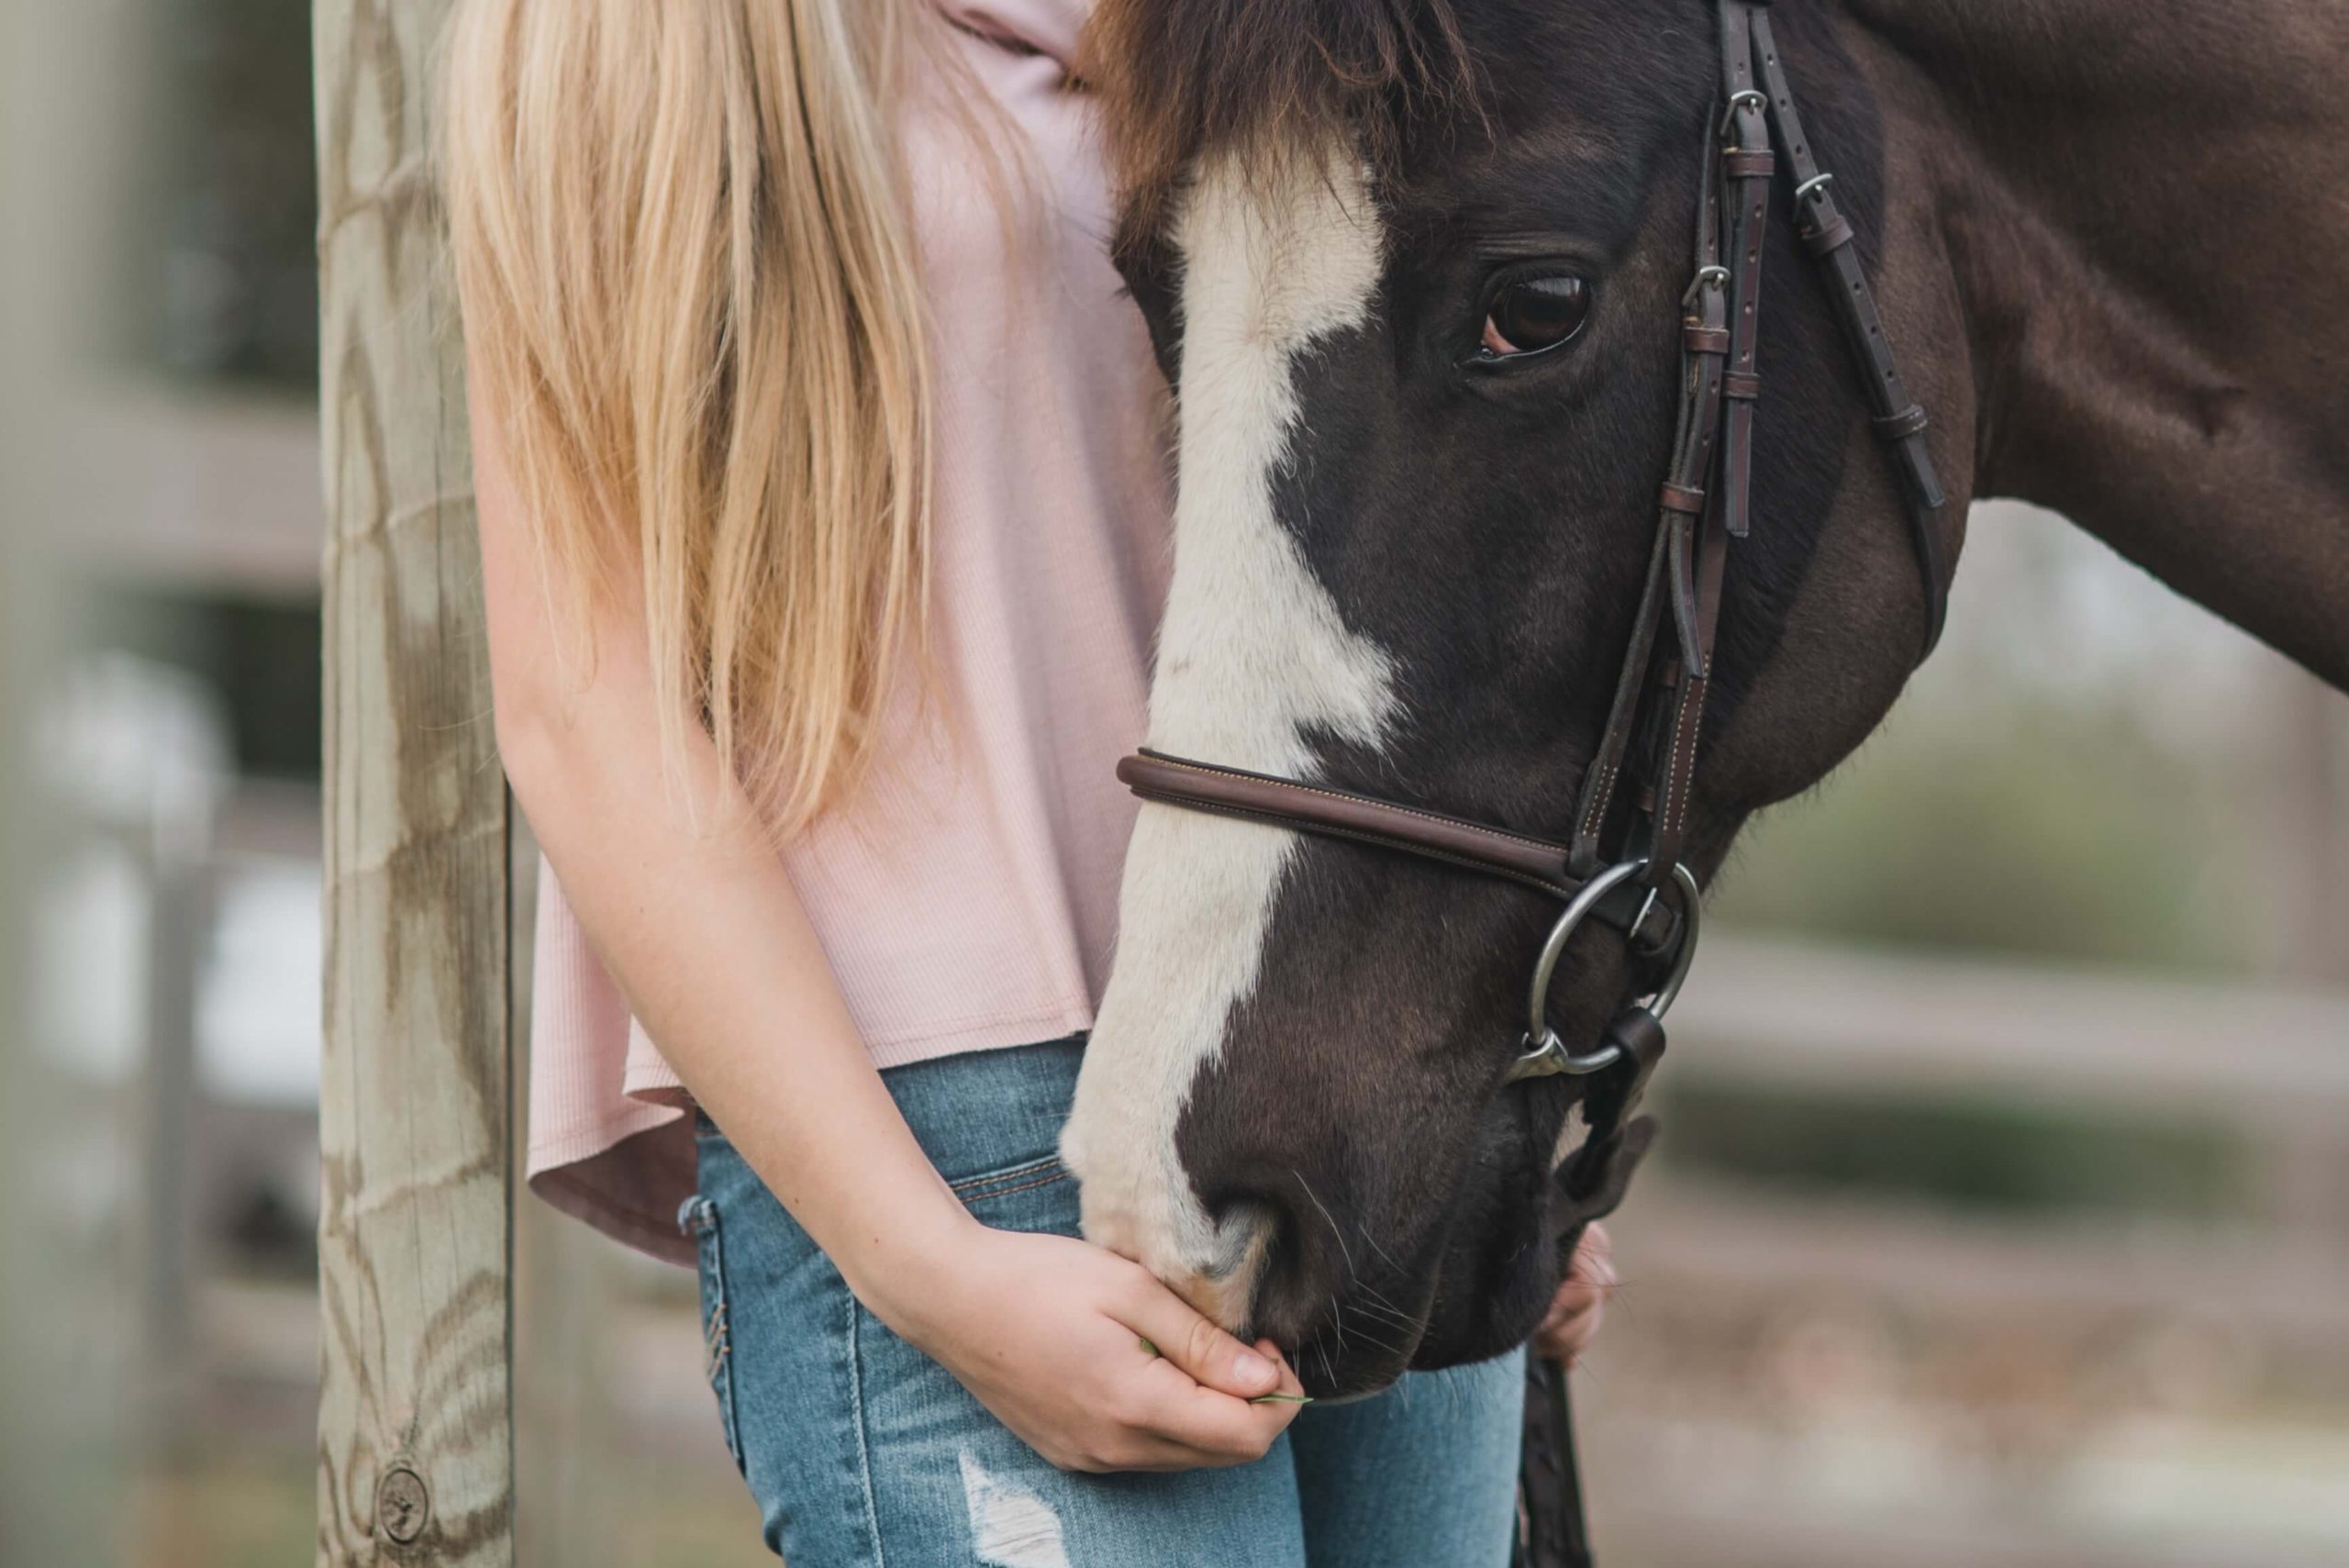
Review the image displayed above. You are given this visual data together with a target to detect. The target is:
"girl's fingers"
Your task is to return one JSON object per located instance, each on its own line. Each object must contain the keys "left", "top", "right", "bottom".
{"left": 1114, "top": 1279, "right": 1286, "bottom": 1401}
{"left": 1106, "top": 1279, "right": 1306, "bottom": 1460}
{"left": 1542, "top": 1260, "right": 1616, "bottom": 1329}
{"left": 1567, "top": 1225, "right": 1619, "bottom": 1299}
{"left": 1536, "top": 1224, "right": 1620, "bottom": 1361}
{"left": 1131, "top": 1375, "right": 1300, "bottom": 1464}
{"left": 1535, "top": 1297, "right": 1605, "bottom": 1362}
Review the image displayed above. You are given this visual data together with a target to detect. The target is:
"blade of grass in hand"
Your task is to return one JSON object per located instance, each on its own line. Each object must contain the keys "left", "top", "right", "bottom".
{"left": 1139, "top": 1334, "right": 1308, "bottom": 1402}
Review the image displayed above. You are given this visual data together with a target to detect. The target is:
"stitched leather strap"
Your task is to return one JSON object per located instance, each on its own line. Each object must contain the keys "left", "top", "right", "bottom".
{"left": 1518, "top": 1006, "right": 1668, "bottom": 1568}
{"left": 1117, "top": 751, "right": 1682, "bottom": 951}
{"left": 1566, "top": 125, "right": 1732, "bottom": 883}
{"left": 1121, "top": 751, "right": 1585, "bottom": 895}
{"left": 1751, "top": 7, "right": 1950, "bottom": 654}
{"left": 1718, "top": 0, "right": 1773, "bottom": 542}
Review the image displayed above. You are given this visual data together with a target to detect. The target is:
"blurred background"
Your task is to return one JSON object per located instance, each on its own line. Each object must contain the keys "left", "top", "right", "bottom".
{"left": 0, "top": 3, "right": 2341, "bottom": 1567}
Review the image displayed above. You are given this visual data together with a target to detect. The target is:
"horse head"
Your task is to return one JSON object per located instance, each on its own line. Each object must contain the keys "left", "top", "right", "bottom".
{"left": 1060, "top": 0, "right": 2349, "bottom": 1396}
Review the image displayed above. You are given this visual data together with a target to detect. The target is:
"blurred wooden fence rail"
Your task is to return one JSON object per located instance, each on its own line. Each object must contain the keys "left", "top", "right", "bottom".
{"left": 1673, "top": 934, "right": 2349, "bottom": 1252}
{"left": 313, "top": 1, "right": 517, "bottom": 1565}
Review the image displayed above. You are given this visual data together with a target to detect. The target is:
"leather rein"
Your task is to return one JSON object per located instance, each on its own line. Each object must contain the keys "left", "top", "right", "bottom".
{"left": 1118, "top": 4, "right": 1948, "bottom": 1564}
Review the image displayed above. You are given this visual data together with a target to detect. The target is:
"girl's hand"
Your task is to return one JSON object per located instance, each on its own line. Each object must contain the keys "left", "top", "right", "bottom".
{"left": 1533, "top": 1221, "right": 1617, "bottom": 1366}
{"left": 874, "top": 1220, "right": 1308, "bottom": 1473}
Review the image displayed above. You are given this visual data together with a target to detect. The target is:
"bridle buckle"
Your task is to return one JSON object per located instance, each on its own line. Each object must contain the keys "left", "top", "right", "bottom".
{"left": 1682, "top": 265, "right": 1731, "bottom": 311}
{"left": 1720, "top": 88, "right": 1767, "bottom": 136}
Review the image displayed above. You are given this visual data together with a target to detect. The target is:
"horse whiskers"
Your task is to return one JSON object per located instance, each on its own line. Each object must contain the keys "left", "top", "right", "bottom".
{"left": 1330, "top": 1297, "right": 1410, "bottom": 1359}
{"left": 1288, "top": 1170, "right": 1357, "bottom": 1280}
{"left": 1289, "top": 1167, "right": 1414, "bottom": 1322}
{"left": 1344, "top": 1290, "right": 1417, "bottom": 1331}
{"left": 1283, "top": 1168, "right": 1431, "bottom": 1374}
{"left": 1359, "top": 1224, "right": 1407, "bottom": 1277}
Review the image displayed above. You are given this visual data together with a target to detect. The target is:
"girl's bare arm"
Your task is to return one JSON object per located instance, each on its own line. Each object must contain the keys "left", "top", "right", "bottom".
{"left": 470, "top": 368, "right": 1301, "bottom": 1471}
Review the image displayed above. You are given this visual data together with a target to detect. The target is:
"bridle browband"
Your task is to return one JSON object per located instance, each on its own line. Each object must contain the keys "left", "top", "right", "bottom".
{"left": 1115, "top": 4, "right": 1947, "bottom": 1564}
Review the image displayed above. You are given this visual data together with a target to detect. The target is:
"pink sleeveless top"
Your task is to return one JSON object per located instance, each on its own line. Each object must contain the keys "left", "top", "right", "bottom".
{"left": 525, "top": 0, "right": 1170, "bottom": 1263}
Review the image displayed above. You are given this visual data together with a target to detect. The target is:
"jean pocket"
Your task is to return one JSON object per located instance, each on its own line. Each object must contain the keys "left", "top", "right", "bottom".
{"left": 678, "top": 1195, "right": 745, "bottom": 1471}
{"left": 946, "top": 1153, "right": 1079, "bottom": 1236}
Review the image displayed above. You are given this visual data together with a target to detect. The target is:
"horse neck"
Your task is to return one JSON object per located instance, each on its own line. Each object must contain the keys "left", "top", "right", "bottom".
{"left": 1849, "top": 0, "right": 2349, "bottom": 690}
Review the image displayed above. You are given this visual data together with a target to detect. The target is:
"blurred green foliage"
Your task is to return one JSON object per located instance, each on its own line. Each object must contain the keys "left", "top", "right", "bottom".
{"left": 1716, "top": 697, "right": 2258, "bottom": 975}
{"left": 1659, "top": 1078, "right": 2249, "bottom": 1219}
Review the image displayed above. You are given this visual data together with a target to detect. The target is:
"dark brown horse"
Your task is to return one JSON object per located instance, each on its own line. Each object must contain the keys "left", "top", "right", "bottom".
{"left": 1057, "top": 0, "right": 2349, "bottom": 1398}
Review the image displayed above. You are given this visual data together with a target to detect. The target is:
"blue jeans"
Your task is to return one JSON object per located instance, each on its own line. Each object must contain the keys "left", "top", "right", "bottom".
{"left": 683, "top": 1037, "right": 1526, "bottom": 1567}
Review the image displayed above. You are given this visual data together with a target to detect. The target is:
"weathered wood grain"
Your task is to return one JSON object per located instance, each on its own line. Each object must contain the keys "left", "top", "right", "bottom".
{"left": 314, "top": 2, "right": 515, "bottom": 1563}
{"left": 509, "top": 820, "right": 623, "bottom": 1568}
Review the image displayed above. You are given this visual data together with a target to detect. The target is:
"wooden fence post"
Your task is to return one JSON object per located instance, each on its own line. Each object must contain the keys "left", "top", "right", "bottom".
{"left": 313, "top": 2, "right": 516, "bottom": 1564}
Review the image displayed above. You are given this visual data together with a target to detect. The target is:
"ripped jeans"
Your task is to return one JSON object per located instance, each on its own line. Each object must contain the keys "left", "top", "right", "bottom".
{"left": 681, "top": 1037, "right": 1526, "bottom": 1568}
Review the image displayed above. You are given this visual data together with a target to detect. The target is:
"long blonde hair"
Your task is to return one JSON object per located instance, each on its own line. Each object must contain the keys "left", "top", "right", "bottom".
{"left": 443, "top": 0, "right": 936, "bottom": 838}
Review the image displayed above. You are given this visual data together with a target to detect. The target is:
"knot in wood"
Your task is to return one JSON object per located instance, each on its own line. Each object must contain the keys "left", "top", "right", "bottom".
{"left": 376, "top": 1464, "right": 431, "bottom": 1547}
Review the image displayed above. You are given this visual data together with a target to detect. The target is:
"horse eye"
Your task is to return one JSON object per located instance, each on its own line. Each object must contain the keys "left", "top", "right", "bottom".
{"left": 1479, "top": 275, "right": 1591, "bottom": 359}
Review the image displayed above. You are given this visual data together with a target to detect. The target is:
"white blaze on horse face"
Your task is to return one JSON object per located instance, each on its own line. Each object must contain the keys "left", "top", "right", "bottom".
{"left": 1061, "top": 151, "right": 1397, "bottom": 1329}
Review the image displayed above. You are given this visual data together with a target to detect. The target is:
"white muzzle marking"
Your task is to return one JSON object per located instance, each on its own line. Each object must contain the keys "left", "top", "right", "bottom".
{"left": 1061, "top": 150, "right": 1397, "bottom": 1326}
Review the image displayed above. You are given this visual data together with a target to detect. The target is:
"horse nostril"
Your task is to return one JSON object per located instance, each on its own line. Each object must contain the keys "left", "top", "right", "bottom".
{"left": 1227, "top": 1191, "right": 1343, "bottom": 1352}
{"left": 1190, "top": 1200, "right": 1277, "bottom": 1336}
{"left": 1143, "top": 1203, "right": 1275, "bottom": 1336}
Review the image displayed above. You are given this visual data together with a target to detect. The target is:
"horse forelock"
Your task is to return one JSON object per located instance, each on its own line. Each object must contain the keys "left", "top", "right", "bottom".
{"left": 1085, "top": 0, "right": 1480, "bottom": 249}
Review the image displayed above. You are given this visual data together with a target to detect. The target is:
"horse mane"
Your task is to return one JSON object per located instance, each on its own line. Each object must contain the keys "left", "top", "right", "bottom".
{"left": 1083, "top": 0, "right": 1480, "bottom": 239}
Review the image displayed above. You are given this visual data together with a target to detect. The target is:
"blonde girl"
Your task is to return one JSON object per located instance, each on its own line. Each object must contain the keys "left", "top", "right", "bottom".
{"left": 443, "top": 1, "right": 1611, "bottom": 1561}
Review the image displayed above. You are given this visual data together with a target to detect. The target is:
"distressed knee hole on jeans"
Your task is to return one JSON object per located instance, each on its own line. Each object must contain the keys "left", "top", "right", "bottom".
{"left": 958, "top": 1451, "right": 1071, "bottom": 1568}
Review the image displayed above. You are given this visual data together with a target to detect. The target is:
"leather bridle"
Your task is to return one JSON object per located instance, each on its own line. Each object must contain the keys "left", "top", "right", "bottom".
{"left": 1116, "top": 3, "right": 1948, "bottom": 1563}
